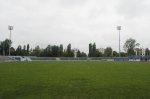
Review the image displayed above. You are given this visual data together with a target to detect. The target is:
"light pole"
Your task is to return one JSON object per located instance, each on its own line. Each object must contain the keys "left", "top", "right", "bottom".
{"left": 8, "top": 25, "right": 13, "bottom": 56}
{"left": 74, "top": 48, "right": 78, "bottom": 58}
{"left": 117, "top": 26, "right": 121, "bottom": 57}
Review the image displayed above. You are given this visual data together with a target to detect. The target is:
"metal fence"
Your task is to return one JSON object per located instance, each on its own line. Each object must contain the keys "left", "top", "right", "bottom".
{"left": 30, "top": 56, "right": 150, "bottom": 62}
{"left": 30, "top": 57, "right": 128, "bottom": 61}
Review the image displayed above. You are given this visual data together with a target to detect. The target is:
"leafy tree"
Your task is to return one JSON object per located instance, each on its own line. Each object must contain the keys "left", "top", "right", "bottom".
{"left": 16, "top": 45, "right": 22, "bottom": 55}
{"left": 67, "top": 44, "right": 71, "bottom": 52}
{"left": 52, "top": 45, "right": 60, "bottom": 57}
{"left": 104, "top": 47, "right": 112, "bottom": 57}
{"left": 77, "top": 50, "right": 81, "bottom": 57}
{"left": 120, "top": 52, "right": 127, "bottom": 57}
{"left": 113, "top": 51, "right": 118, "bottom": 57}
{"left": 27, "top": 44, "right": 30, "bottom": 55}
{"left": 145, "top": 48, "right": 150, "bottom": 56}
{"left": 22, "top": 45, "right": 27, "bottom": 56}
{"left": 123, "top": 38, "right": 140, "bottom": 55}
{"left": 0, "top": 42, "right": 3, "bottom": 55}
{"left": 23, "top": 45, "right": 26, "bottom": 51}
{"left": 31, "top": 45, "right": 41, "bottom": 56}
{"left": 39, "top": 44, "right": 63, "bottom": 57}
{"left": 66, "top": 44, "right": 74, "bottom": 57}
{"left": 81, "top": 52, "right": 87, "bottom": 57}
{"left": 0, "top": 39, "right": 12, "bottom": 55}
{"left": 93, "top": 43, "right": 96, "bottom": 57}
{"left": 10, "top": 47, "right": 16, "bottom": 55}
{"left": 59, "top": 44, "right": 63, "bottom": 57}
{"left": 127, "top": 49, "right": 135, "bottom": 56}
{"left": 46, "top": 45, "right": 52, "bottom": 57}
{"left": 77, "top": 50, "right": 87, "bottom": 57}
{"left": 67, "top": 44, "right": 71, "bottom": 56}
{"left": 95, "top": 49, "right": 102, "bottom": 57}
{"left": 88, "top": 43, "right": 93, "bottom": 57}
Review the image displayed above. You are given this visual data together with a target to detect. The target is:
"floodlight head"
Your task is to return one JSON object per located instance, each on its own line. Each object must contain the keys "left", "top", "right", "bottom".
{"left": 8, "top": 26, "right": 13, "bottom": 30}
{"left": 117, "top": 26, "right": 121, "bottom": 30}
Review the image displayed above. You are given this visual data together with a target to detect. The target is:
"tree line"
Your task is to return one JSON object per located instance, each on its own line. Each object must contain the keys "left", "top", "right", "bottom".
{"left": 0, "top": 38, "right": 150, "bottom": 57}
{"left": 0, "top": 40, "right": 86, "bottom": 57}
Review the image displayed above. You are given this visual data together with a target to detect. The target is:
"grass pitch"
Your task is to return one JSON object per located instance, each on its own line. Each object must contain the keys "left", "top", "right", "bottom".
{"left": 0, "top": 61, "right": 150, "bottom": 99}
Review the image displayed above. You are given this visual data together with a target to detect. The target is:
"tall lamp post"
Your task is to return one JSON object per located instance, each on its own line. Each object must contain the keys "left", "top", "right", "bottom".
{"left": 8, "top": 25, "right": 13, "bottom": 56}
{"left": 74, "top": 48, "right": 78, "bottom": 58}
{"left": 117, "top": 26, "right": 121, "bottom": 57}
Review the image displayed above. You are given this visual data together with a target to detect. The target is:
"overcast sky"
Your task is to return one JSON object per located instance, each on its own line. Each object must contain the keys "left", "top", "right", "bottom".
{"left": 0, "top": 0, "right": 150, "bottom": 53}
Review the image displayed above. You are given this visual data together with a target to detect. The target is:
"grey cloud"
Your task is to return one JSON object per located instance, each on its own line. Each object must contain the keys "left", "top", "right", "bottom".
{"left": 116, "top": 0, "right": 150, "bottom": 19}
{"left": 0, "top": 0, "right": 150, "bottom": 53}
{"left": 60, "top": 0, "right": 87, "bottom": 7}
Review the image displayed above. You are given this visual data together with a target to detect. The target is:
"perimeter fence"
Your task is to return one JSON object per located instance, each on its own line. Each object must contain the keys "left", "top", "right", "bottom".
{"left": 29, "top": 56, "right": 150, "bottom": 62}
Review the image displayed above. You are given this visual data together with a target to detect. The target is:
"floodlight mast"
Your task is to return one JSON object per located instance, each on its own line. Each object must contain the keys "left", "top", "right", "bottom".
{"left": 117, "top": 26, "right": 121, "bottom": 57}
{"left": 8, "top": 26, "right": 13, "bottom": 56}
{"left": 74, "top": 48, "right": 78, "bottom": 58}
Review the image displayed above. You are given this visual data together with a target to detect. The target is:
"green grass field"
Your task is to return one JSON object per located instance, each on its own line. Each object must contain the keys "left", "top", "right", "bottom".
{"left": 0, "top": 61, "right": 150, "bottom": 99}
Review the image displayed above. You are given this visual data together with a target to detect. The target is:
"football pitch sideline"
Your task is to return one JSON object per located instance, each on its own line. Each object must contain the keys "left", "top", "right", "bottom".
{"left": 0, "top": 61, "right": 150, "bottom": 99}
